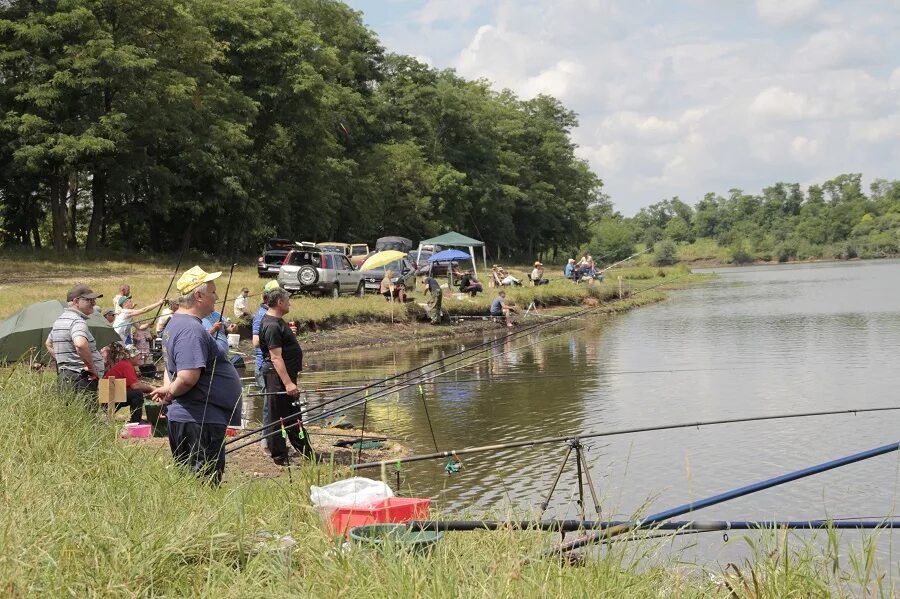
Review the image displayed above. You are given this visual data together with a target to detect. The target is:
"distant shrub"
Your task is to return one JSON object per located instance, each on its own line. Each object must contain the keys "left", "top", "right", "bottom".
{"left": 729, "top": 242, "right": 755, "bottom": 265}
{"left": 653, "top": 240, "right": 678, "bottom": 266}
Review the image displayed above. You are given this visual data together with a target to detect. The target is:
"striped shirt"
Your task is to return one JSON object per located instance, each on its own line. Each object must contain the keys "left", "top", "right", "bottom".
{"left": 47, "top": 308, "right": 105, "bottom": 377}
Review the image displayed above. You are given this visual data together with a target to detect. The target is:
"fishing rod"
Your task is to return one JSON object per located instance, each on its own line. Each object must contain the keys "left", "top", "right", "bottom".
{"left": 351, "top": 405, "right": 900, "bottom": 470}
{"left": 408, "top": 518, "right": 900, "bottom": 533}
{"left": 224, "top": 273, "right": 689, "bottom": 451}
{"left": 600, "top": 247, "right": 652, "bottom": 272}
{"left": 548, "top": 440, "right": 900, "bottom": 556}
{"left": 298, "top": 366, "right": 768, "bottom": 393}
{"left": 226, "top": 319, "right": 587, "bottom": 453}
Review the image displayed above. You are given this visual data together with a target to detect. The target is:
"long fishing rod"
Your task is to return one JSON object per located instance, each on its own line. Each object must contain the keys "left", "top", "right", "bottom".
{"left": 351, "top": 405, "right": 900, "bottom": 470}
{"left": 600, "top": 248, "right": 651, "bottom": 272}
{"left": 152, "top": 221, "right": 192, "bottom": 323}
{"left": 298, "top": 366, "right": 768, "bottom": 393}
{"left": 226, "top": 275, "right": 684, "bottom": 445}
{"left": 548, "top": 440, "right": 900, "bottom": 556}
{"left": 224, "top": 273, "right": 688, "bottom": 451}
{"left": 409, "top": 518, "right": 900, "bottom": 533}
{"left": 226, "top": 318, "right": 587, "bottom": 453}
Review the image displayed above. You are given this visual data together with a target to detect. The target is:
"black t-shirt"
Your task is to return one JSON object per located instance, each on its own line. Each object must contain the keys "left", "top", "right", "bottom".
{"left": 259, "top": 314, "right": 303, "bottom": 378}
{"left": 424, "top": 277, "right": 441, "bottom": 294}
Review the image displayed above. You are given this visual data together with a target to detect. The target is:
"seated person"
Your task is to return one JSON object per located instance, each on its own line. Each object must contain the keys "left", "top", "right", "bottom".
{"left": 459, "top": 270, "right": 483, "bottom": 296}
{"left": 530, "top": 261, "right": 549, "bottom": 285}
{"left": 104, "top": 344, "right": 158, "bottom": 423}
{"left": 493, "top": 265, "right": 521, "bottom": 286}
{"left": 564, "top": 258, "right": 576, "bottom": 279}
{"left": 490, "top": 291, "right": 517, "bottom": 328}
{"left": 380, "top": 270, "right": 406, "bottom": 302}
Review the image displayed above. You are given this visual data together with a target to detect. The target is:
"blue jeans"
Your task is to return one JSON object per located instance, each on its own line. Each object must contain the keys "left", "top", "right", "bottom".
{"left": 255, "top": 367, "right": 269, "bottom": 447}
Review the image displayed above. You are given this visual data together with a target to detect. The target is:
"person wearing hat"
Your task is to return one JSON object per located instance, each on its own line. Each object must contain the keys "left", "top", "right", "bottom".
{"left": 45, "top": 284, "right": 106, "bottom": 394}
{"left": 113, "top": 284, "right": 131, "bottom": 315}
{"left": 113, "top": 295, "right": 166, "bottom": 344}
{"left": 233, "top": 287, "right": 252, "bottom": 320}
{"left": 150, "top": 266, "right": 242, "bottom": 485}
{"left": 252, "top": 280, "right": 280, "bottom": 448}
{"left": 103, "top": 308, "right": 116, "bottom": 323}
{"left": 530, "top": 261, "right": 549, "bottom": 286}
{"left": 105, "top": 344, "right": 158, "bottom": 423}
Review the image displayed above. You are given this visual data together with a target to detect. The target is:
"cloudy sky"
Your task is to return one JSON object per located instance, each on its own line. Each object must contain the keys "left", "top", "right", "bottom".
{"left": 344, "top": 0, "right": 900, "bottom": 215}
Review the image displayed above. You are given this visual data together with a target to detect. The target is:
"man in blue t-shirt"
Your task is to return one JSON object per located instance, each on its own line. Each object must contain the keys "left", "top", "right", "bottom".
{"left": 490, "top": 291, "right": 516, "bottom": 328}
{"left": 151, "top": 266, "right": 242, "bottom": 485}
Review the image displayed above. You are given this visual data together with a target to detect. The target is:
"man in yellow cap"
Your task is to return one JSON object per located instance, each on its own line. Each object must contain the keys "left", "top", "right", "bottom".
{"left": 150, "top": 266, "right": 241, "bottom": 485}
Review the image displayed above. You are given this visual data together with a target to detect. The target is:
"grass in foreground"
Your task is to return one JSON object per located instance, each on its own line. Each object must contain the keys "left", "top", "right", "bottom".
{"left": 0, "top": 371, "right": 895, "bottom": 597}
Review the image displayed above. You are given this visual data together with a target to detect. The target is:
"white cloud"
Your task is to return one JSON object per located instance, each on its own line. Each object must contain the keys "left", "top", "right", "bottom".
{"left": 756, "top": 0, "right": 820, "bottom": 25}
{"left": 749, "top": 86, "right": 822, "bottom": 120}
{"left": 348, "top": 0, "right": 900, "bottom": 214}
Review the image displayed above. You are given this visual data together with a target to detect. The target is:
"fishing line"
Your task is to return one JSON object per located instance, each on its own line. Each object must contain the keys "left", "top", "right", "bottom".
{"left": 225, "top": 273, "right": 688, "bottom": 451}
{"left": 351, "top": 405, "right": 900, "bottom": 470}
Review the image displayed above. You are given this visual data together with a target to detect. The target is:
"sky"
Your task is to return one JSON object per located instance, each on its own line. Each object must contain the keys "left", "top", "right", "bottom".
{"left": 343, "top": 0, "right": 900, "bottom": 215}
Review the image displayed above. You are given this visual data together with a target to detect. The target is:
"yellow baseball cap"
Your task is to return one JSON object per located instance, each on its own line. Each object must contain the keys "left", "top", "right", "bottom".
{"left": 263, "top": 280, "right": 280, "bottom": 293}
{"left": 176, "top": 265, "right": 221, "bottom": 295}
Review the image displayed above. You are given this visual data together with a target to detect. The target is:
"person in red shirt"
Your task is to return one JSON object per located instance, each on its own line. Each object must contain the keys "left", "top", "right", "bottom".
{"left": 105, "top": 344, "right": 158, "bottom": 423}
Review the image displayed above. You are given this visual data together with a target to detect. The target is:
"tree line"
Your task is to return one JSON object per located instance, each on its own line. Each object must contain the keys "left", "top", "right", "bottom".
{"left": 588, "top": 174, "right": 900, "bottom": 265}
{"left": 0, "top": 0, "right": 604, "bottom": 259}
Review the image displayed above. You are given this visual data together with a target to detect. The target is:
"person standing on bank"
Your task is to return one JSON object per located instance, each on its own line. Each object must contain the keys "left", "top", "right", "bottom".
{"left": 150, "top": 266, "right": 242, "bottom": 485}
{"left": 46, "top": 284, "right": 105, "bottom": 395}
{"left": 422, "top": 276, "right": 443, "bottom": 325}
{"left": 259, "top": 287, "right": 315, "bottom": 466}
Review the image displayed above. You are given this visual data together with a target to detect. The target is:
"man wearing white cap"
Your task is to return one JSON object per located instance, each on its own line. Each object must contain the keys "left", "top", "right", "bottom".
{"left": 150, "top": 266, "right": 242, "bottom": 485}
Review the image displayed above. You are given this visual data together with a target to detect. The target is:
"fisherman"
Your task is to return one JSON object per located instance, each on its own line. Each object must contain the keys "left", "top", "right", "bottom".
{"left": 46, "top": 284, "right": 105, "bottom": 395}
{"left": 233, "top": 287, "right": 252, "bottom": 320}
{"left": 422, "top": 276, "right": 443, "bottom": 324}
{"left": 253, "top": 280, "right": 280, "bottom": 449}
{"left": 258, "top": 287, "right": 315, "bottom": 466}
{"left": 150, "top": 266, "right": 241, "bottom": 485}
{"left": 490, "top": 291, "right": 517, "bottom": 328}
{"left": 104, "top": 344, "right": 158, "bottom": 423}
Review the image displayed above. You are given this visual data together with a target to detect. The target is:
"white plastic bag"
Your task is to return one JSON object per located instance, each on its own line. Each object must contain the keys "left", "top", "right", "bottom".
{"left": 309, "top": 477, "right": 394, "bottom": 515}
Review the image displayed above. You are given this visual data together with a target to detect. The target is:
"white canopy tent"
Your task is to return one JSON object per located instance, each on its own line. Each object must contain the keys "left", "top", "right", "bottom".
{"left": 416, "top": 231, "right": 487, "bottom": 276}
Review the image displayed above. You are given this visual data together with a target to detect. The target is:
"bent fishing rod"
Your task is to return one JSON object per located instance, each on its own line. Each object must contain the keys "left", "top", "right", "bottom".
{"left": 351, "top": 405, "right": 900, "bottom": 470}
{"left": 408, "top": 518, "right": 900, "bottom": 533}
{"left": 600, "top": 247, "right": 651, "bottom": 273}
{"left": 224, "top": 273, "right": 688, "bottom": 452}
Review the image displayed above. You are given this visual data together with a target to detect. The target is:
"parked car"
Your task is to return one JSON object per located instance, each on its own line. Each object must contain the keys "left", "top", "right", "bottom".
{"left": 277, "top": 247, "right": 365, "bottom": 297}
{"left": 348, "top": 243, "right": 370, "bottom": 268}
{"left": 359, "top": 258, "right": 417, "bottom": 295}
{"left": 257, "top": 238, "right": 295, "bottom": 278}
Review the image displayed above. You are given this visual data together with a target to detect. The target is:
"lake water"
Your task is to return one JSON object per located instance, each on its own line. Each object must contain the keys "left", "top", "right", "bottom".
{"left": 278, "top": 260, "right": 900, "bottom": 568}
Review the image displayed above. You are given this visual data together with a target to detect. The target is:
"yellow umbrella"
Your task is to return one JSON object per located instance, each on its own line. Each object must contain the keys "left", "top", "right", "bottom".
{"left": 360, "top": 250, "right": 407, "bottom": 272}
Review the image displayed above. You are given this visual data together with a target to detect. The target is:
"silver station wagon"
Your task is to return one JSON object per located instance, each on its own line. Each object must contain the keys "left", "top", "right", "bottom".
{"left": 277, "top": 246, "right": 365, "bottom": 298}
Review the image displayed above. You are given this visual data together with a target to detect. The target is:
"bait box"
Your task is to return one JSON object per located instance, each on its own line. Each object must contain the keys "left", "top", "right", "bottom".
{"left": 328, "top": 497, "right": 431, "bottom": 537}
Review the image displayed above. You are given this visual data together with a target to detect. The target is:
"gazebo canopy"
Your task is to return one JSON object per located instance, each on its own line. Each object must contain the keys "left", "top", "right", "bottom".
{"left": 420, "top": 232, "right": 484, "bottom": 247}
{"left": 417, "top": 231, "right": 486, "bottom": 276}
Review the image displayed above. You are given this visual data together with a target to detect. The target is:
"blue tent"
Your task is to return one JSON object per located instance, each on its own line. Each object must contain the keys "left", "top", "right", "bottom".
{"left": 428, "top": 249, "right": 471, "bottom": 263}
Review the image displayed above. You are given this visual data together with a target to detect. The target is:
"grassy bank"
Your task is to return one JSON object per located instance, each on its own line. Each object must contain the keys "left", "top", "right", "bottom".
{"left": 0, "top": 251, "right": 705, "bottom": 334}
{"left": 1, "top": 372, "right": 893, "bottom": 596}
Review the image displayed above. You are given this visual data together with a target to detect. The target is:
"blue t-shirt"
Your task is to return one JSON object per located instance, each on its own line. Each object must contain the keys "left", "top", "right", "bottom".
{"left": 162, "top": 313, "right": 242, "bottom": 426}
{"left": 564, "top": 263, "right": 574, "bottom": 277}
{"left": 201, "top": 310, "right": 229, "bottom": 355}
{"left": 251, "top": 304, "right": 267, "bottom": 369}
{"left": 490, "top": 296, "right": 504, "bottom": 315}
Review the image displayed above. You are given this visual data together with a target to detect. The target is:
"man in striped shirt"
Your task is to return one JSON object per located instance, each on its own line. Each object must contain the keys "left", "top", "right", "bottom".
{"left": 46, "top": 284, "right": 105, "bottom": 394}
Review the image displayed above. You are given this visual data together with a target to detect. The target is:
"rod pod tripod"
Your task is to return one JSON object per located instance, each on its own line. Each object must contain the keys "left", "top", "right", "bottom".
{"left": 538, "top": 438, "right": 602, "bottom": 540}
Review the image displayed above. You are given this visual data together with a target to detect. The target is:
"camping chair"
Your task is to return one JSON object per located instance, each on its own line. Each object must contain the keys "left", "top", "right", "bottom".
{"left": 490, "top": 270, "right": 503, "bottom": 288}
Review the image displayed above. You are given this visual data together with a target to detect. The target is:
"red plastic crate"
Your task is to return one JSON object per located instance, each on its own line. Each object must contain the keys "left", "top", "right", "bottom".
{"left": 328, "top": 497, "right": 431, "bottom": 537}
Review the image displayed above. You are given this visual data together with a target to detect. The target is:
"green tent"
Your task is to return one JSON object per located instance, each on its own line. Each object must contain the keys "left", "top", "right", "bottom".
{"left": 0, "top": 300, "right": 121, "bottom": 364}
{"left": 417, "top": 231, "right": 486, "bottom": 275}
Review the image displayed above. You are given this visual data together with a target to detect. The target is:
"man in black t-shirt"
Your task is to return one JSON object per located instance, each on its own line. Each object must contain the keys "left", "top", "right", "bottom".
{"left": 258, "top": 288, "right": 315, "bottom": 465}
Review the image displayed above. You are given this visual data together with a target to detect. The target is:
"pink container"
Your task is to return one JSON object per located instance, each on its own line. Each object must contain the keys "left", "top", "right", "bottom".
{"left": 126, "top": 424, "right": 152, "bottom": 438}
{"left": 328, "top": 497, "right": 431, "bottom": 537}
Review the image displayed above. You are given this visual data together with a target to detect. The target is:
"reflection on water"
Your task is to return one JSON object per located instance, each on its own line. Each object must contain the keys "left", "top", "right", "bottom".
{"left": 247, "top": 260, "right": 900, "bottom": 565}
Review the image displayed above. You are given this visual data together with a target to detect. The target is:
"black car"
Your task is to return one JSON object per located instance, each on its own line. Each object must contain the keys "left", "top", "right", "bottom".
{"left": 257, "top": 238, "right": 295, "bottom": 277}
{"left": 360, "top": 258, "right": 417, "bottom": 294}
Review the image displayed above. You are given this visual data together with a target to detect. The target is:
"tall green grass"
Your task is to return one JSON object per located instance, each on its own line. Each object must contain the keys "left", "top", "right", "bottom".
{"left": 1, "top": 370, "right": 894, "bottom": 596}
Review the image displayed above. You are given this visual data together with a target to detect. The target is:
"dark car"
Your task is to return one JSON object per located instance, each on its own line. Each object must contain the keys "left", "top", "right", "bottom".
{"left": 374, "top": 236, "right": 413, "bottom": 253}
{"left": 359, "top": 258, "right": 417, "bottom": 294}
{"left": 257, "top": 238, "right": 295, "bottom": 278}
